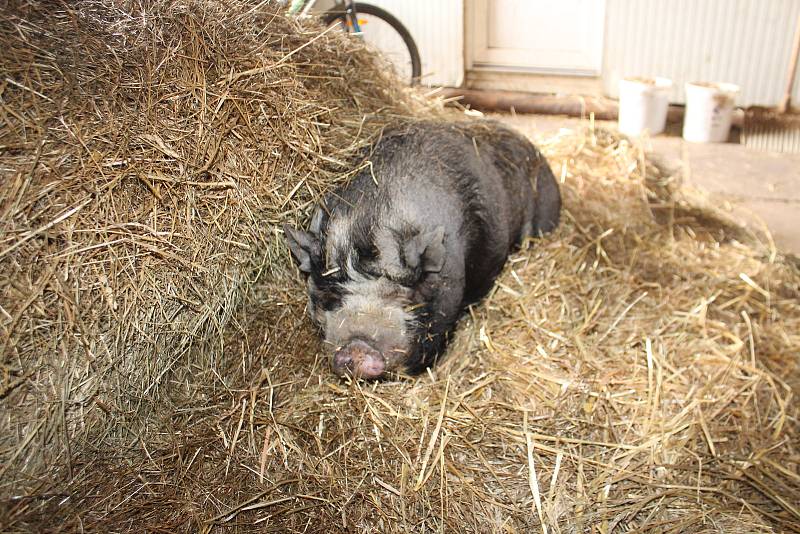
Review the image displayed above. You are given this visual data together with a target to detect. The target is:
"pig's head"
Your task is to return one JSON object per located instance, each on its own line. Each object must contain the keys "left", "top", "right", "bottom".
{"left": 284, "top": 210, "right": 445, "bottom": 380}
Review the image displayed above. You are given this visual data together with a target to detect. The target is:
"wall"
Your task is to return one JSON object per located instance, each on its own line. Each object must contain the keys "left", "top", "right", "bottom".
{"left": 367, "top": 0, "right": 464, "bottom": 87}
{"left": 603, "top": 0, "right": 800, "bottom": 106}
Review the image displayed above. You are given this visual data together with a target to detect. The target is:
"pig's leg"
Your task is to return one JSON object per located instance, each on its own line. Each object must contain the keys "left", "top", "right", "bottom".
{"left": 532, "top": 160, "right": 561, "bottom": 236}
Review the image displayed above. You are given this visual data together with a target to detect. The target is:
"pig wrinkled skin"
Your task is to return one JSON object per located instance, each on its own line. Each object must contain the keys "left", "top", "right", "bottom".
{"left": 284, "top": 120, "right": 561, "bottom": 379}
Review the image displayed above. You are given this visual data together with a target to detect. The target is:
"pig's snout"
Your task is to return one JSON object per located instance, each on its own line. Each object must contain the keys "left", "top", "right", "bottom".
{"left": 332, "top": 339, "right": 386, "bottom": 379}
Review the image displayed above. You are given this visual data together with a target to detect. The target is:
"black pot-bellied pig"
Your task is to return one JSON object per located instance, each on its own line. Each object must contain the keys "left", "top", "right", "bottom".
{"left": 284, "top": 120, "right": 560, "bottom": 379}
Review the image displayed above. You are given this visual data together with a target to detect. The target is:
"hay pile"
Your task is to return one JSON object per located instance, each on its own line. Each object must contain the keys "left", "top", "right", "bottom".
{"left": 2, "top": 1, "right": 799, "bottom": 532}
{"left": 0, "top": 0, "right": 432, "bottom": 517}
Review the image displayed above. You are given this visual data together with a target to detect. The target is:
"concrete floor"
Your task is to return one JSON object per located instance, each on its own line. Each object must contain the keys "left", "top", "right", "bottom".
{"left": 495, "top": 113, "right": 800, "bottom": 256}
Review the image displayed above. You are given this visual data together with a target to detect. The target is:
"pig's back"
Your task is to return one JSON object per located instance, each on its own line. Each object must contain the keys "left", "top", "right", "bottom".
{"left": 377, "top": 121, "right": 537, "bottom": 301}
{"left": 327, "top": 121, "right": 537, "bottom": 305}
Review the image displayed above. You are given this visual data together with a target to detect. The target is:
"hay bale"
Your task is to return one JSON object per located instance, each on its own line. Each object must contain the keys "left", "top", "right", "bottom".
{"left": 0, "top": 0, "right": 435, "bottom": 507}
{"left": 2, "top": 2, "right": 799, "bottom": 532}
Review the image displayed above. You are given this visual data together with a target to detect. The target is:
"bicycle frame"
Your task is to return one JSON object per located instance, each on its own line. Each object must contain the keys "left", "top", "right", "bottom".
{"left": 289, "top": 0, "right": 363, "bottom": 34}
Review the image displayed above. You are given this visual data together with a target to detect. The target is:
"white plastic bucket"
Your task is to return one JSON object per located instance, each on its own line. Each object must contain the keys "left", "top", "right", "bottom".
{"left": 618, "top": 77, "right": 673, "bottom": 137}
{"left": 682, "top": 82, "right": 740, "bottom": 143}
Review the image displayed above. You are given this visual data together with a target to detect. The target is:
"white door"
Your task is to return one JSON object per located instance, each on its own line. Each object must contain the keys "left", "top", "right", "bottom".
{"left": 469, "top": 0, "right": 605, "bottom": 75}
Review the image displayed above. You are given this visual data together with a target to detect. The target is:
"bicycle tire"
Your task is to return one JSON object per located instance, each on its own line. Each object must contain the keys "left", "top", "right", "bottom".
{"left": 323, "top": 3, "right": 422, "bottom": 85}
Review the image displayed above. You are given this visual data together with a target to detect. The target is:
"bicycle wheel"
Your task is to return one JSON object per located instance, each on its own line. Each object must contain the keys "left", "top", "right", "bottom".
{"left": 323, "top": 3, "right": 422, "bottom": 85}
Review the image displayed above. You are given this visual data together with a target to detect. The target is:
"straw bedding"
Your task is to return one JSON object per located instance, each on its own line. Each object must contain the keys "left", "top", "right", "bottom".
{"left": 2, "top": 1, "right": 799, "bottom": 532}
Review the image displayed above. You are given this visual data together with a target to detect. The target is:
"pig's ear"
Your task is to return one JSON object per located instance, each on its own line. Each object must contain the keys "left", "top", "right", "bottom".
{"left": 284, "top": 224, "right": 319, "bottom": 273}
{"left": 404, "top": 226, "right": 446, "bottom": 273}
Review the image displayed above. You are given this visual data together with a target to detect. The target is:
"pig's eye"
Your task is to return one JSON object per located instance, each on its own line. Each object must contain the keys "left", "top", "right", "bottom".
{"left": 308, "top": 277, "right": 343, "bottom": 311}
{"left": 316, "top": 290, "right": 342, "bottom": 311}
{"left": 384, "top": 268, "right": 422, "bottom": 289}
{"left": 310, "top": 283, "right": 342, "bottom": 311}
{"left": 355, "top": 242, "right": 380, "bottom": 264}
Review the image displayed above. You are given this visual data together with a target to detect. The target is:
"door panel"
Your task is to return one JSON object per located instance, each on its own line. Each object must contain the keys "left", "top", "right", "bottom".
{"left": 471, "top": 0, "right": 605, "bottom": 75}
